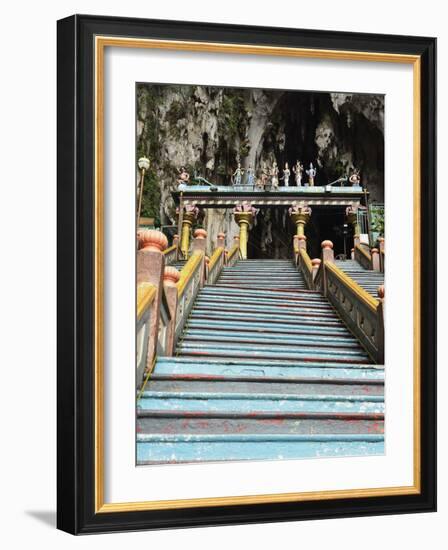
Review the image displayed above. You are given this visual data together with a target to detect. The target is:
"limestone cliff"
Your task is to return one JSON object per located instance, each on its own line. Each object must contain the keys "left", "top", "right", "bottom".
{"left": 137, "top": 84, "right": 384, "bottom": 251}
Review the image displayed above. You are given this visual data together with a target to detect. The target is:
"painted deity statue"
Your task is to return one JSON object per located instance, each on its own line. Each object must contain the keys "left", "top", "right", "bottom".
{"left": 246, "top": 165, "right": 255, "bottom": 187}
{"left": 177, "top": 166, "right": 190, "bottom": 187}
{"left": 293, "top": 160, "right": 304, "bottom": 186}
{"left": 282, "top": 162, "right": 291, "bottom": 187}
{"left": 271, "top": 161, "right": 279, "bottom": 189}
{"left": 306, "top": 162, "right": 317, "bottom": 186}
{"left": 257, "top": 163, "right": 269, "bottom": 190}
{"left": 232, "top": 162, "right": 244, "bottom": 186}
{"left": 349, "top": 168, "right": 361, "bottom": 186}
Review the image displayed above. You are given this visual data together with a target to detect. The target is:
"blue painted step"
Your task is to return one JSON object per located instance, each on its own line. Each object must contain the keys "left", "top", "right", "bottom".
{"left": 137, "top": 259, "right": 384, "bottom": 465}
{"left": 154, "top": 356, "right": 385, "bottom": 381}
{"left": 137, "top": 434, "right": 385, "bottom": 464}
{"left": 335, "top": 260, "right": 384, "bottom": 298}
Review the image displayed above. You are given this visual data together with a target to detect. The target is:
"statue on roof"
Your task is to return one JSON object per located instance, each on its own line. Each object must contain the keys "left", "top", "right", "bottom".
{"left": 306, "top": 162, "right": 317, "bottom": 186}
{"left": 246, "top": 164, "right": 255, "bottom": 187}
{"left": 282, "top": 162, "right": 291, "bottom": 187}
{"left": 231, "top": 153, "right": 244, "bottom": 185}
{"left": 256, "top": 162, "right": 269, "bottom": 190}
{"left": 349, "top": 168, "right": 361, "bottom": 186}
{"left": 177, "top": 166, "right": 190, "bottom": 187}
{"left": 271, "top": 161, "right": 279, "bottom": 190}
{"left": 293, "top": 160, "right": 304, "bottom": 186}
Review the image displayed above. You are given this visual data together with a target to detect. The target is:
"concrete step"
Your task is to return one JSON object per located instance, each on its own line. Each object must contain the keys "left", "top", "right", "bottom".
{"left": 143, "top": 376, "right": 384, "bottom": 396}
{"left": 200, "top": 286, "right": 326, "bottom": 302}
{"left": 176, "top": 341, "right": 370, "bottom": 362}
{"left": 137, "top": 415, "right": 384, "bottom": 435}
{"left": 186, "top": 318, "right": 355, "bottom": 337}
{"left": 196, "top": 294, "right": 333, "bottom": 310}
{"left": 192, "top": 302, "right": 338, "bottom": 318}
{"left": 154, "top": 357, "right": 385, "bottom": 381}
{"left": 136, "top": 433, "right": 385, "bottom": 464}
{"left": 181, "top": 330, "right": 361, "bottom": 349}
{"left": 189, "top": 309, "right": 345, "bottom": 326}
{"left": 138, "top": 391, "right": 384, "bottom": 415}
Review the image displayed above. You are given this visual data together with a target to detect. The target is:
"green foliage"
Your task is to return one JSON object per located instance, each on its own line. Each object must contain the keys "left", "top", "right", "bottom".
{"left": 137, "top": 85, "right": 165, "bottom": 160}
{"left": 140, "top": 169, "right": 161, "bottom": 226}
{"left": 218, "top": 92, "right": 249, "bottom": 142}
{"left": 370, "top": 205, "right": 385, "bottom": 238}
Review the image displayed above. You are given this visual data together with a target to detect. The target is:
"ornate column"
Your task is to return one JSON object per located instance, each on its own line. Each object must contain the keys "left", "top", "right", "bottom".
{"left": 234, "top": 202, "right": 257, "bottom": 260}
{"left": 346, "top": 206, "right": 361, "bottom": 247}
{"left": 289, "top": 203, "right": 312, "bottom": 240}
{"left": 179, "top": 204, "right": 199, "bottom": 259}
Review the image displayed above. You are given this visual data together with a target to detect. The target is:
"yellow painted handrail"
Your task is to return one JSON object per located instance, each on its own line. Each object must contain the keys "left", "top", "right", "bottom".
{"left": 227, "top": 243, "right": 240, "bottom": 262}
{"left": 208, "top": 246, "right": 224, "bottom": 271}
{"left": 177, "top": 251, "right": 204, "bottom": 297}
{"left": 136, "top": 282, "right": 156, "bottom": 321}
{"left": 299, "top": 248, "right": 313, "bottom": 274}
{"left": 355, "top": 243, "right": 372, "bottom": 261}
{"left": 325, "top": 261, "right": 379, "bottom": 312}
{"left": 163, "top": 244, "right": 177, "bottom": 256}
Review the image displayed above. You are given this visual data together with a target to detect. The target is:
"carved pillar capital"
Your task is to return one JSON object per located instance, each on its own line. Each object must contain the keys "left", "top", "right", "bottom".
{"left": 289, "top": 202, "right": 312, "bottom": 238}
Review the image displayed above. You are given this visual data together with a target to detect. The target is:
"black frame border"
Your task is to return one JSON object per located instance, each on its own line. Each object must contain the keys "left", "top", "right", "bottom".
{"left": 57, "top": 14, "right": 436, "bottom": 534}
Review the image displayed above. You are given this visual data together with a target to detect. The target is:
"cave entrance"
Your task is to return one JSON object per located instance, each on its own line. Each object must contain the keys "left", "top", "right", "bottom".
{"left": 306, "top": 206, "right": 349, "bottom": 260}
{"left": 247, "top": 207, "right": 295, "bottom": 260}
{"left": 246, "top": 205, "right": 350, "bottom": 261}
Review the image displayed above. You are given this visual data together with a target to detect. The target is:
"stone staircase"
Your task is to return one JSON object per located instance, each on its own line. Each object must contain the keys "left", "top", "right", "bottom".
{"left": 169, "top": 259, "right": 186, "bottom": 271}
{"left": 335, "top": 259, "right": 384, "bottom": 298}
{"left": 137, "top": 259, "right": 384, "bottom": 464}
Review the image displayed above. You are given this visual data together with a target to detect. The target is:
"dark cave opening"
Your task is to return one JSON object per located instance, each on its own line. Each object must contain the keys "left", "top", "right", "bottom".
{"left": 247, "top": 206, "right": 351, "bottom": 261}
{"left": 259, "top": 91, "right": 384, "bottom": 200}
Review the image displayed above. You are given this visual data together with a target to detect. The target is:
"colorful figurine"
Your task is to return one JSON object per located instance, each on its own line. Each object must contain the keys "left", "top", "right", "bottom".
{"left": 349, "top": 168, "right": 361, "bottom": 186}
{"left": 282, "top": 162, "right": 291, "bottom": 187}
{"left": 293, "top": 160, "right": 304, "bottom": 186}
{"left": 177, "top": 166, "right": 190, "bottom": 187}
{"left": 246, "top": 164, "right": 255, "bottom": 187}
{"left": 232, "top": 162, "right": 244, "bottom": 186}
{"left": 306, "top": 162, "right": 317, "bottom": 186}
{"left": 271, "top": 161, "right": 279, "bottom": 190}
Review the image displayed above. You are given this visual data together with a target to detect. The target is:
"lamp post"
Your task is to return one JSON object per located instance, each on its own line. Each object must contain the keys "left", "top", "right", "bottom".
{"left": 137, "top": 156, "right": 150, "bottom": 228}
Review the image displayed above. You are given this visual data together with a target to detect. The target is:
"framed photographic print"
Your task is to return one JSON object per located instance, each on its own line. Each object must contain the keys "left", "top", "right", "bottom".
{"left": 57, "top": 14, "right": 436, "bottom": 534}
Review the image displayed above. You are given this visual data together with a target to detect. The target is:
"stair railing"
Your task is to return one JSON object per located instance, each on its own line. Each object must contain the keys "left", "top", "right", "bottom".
{"left": 174, "top": 250, "right": 205, "bottom": 343}
{"left": 136, "top": 229, "right": 172, "bottom": 386}
{"left": 207, "top": 246, "right": 225, "bottom": 284}
{"left": 315, "top": 240, "right": 384, "bottom": 363}
{"left": 136, "top": 282, "right": 157, "bottom": 387}
{"left": 297, "top": 248, "right": 314, "bottom": 290}
{"left": 163, "top": 244, "right": 178, "bottom": 265}
{"left": 354, "top": 243, "right": 373, "bottom": 270}
{"left": 227, "top": 239, "right": 240, "bottom": 267}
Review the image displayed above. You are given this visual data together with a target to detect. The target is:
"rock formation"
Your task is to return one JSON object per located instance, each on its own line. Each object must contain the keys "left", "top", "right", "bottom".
{"left": 137, "top": 84, "right": 384, "bottom": 252}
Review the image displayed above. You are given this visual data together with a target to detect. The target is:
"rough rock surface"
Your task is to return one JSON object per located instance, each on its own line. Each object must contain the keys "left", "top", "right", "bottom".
{"left": 137, "top": 84, "right": 384, "bottom": 249}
